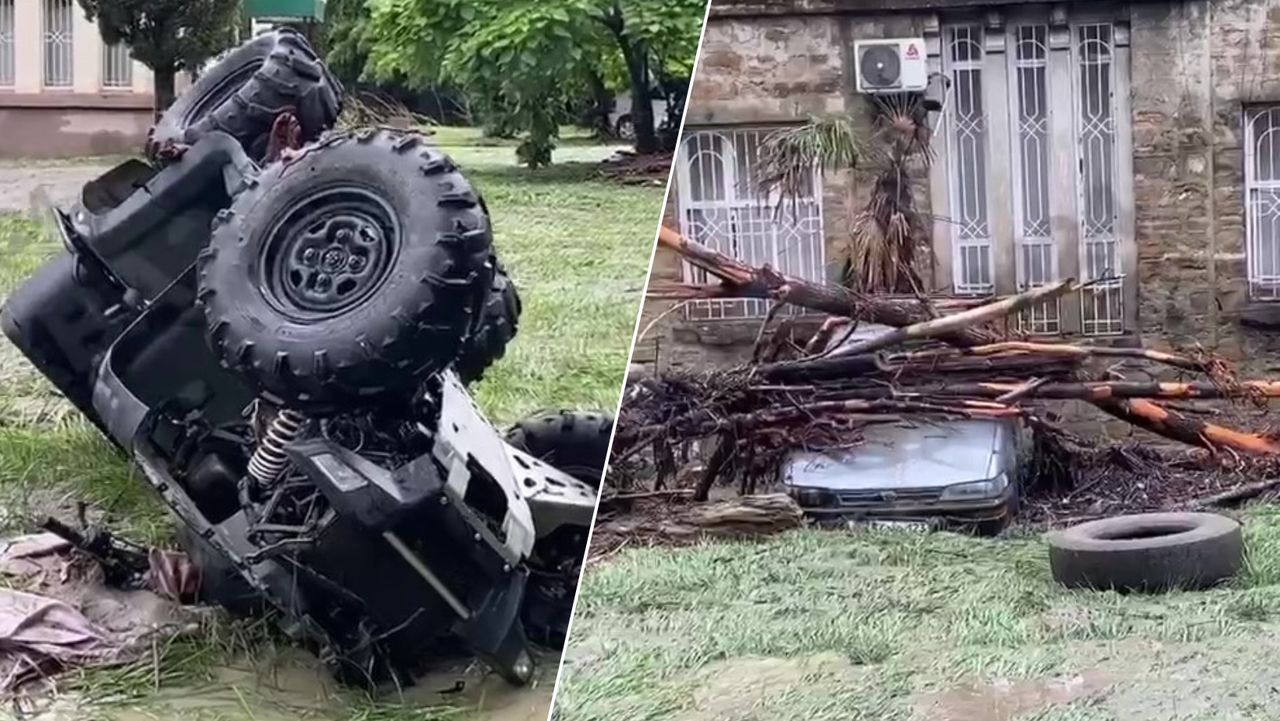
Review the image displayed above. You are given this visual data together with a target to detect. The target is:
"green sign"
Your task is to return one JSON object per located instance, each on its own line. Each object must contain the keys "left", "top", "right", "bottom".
{"left": 245, "top": 0, "right": 325, "bottom": 21}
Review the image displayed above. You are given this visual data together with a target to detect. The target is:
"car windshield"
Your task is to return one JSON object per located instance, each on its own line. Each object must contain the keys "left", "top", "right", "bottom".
{"left": 780, "top": 419, "right": 1005, "bottom": 490}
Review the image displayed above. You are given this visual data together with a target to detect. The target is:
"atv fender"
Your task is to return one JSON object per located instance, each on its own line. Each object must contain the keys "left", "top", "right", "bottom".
{"left": 68, "top": 131, "right": 259, "bottom": 300}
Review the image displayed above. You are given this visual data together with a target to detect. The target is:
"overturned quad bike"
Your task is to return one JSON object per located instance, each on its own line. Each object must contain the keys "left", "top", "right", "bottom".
{"left": 1, "top": 29, "right": 608, "bottom": 687}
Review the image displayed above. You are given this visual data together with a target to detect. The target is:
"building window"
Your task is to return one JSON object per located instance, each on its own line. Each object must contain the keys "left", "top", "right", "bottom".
{"left": 42, "top": 0, "right": 74, "bottom": 88}
{"left": 937, "top": 15, "right": 1132, "bottom": 336}
{"left": 945, "top": 26, "right": 994, "bottom": 296}
{"left": 674, "top": 128, "right": 825, "bottom": 320}
{"left": 1245, "top": 106, "right": 1280, "bottom": 300}
{"left": 1011, "top": 24, "right": 1059, "bottom": 334}
{"left": 0, "top": 0, "right": 13, "bottom": 87}
{"left": 102, "top": 42, "right": 132, "bottom": 89}
{"left": 1075, "top": 23, "right": 1123, "bottom": 335}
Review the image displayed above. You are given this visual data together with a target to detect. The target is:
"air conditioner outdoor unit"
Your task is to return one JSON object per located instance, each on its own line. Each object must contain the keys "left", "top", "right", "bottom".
{"left": 854, "top": 38, "right": 929, "bottom": 93}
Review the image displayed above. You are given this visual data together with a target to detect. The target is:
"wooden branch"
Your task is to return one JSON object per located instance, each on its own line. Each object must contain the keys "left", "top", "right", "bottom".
{"left": 826, "top": 279, "right": 1077, "bottom": 357}
{"left": 1191, "top": 477, "right": 1280, "bottom": 508}
{"left": 655, "top": 226, "right": 998, "bottom": 346}
{"left": 1092, "top": 397, "right": 1280, "bottom": 456}
{"left": 805, "top": 380, "right": 1280, "bottom": 401}
{"left": 928, "top": 341, "right": 1210, "bottom": 373}
{"left": 595, "top": 494, "right": 805, "bottom": 542}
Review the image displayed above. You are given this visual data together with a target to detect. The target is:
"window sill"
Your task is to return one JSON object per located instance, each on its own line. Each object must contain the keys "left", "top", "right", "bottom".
{"left": 1238, "top": 301, "right": 1280, "bottom": 330}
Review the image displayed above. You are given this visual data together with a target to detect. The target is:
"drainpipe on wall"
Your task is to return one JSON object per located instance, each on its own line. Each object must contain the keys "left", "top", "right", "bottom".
{"left": 1204, "top": 0, "right": 1219, "bottom": 348}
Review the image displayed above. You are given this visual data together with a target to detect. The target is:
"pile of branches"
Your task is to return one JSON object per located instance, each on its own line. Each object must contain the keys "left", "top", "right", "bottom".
{"left": 610, "top": 227, "right": 1280, "bottom": 511}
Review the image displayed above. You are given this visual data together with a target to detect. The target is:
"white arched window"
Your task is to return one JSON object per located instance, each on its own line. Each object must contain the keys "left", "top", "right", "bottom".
{"left": 1246, "top": 107, "right": 1280, "bottom": 300}
{"left": 675, "top": 128, "right": 825, "bottom": 320}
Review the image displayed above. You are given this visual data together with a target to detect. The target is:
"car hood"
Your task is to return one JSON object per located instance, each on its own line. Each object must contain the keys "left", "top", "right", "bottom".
{"left": 780, "top": 420, "right": 1005, "bottom": 490}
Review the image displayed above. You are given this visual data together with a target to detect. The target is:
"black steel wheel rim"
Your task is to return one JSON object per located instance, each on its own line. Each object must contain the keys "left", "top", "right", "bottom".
{"left": 259, "top": 186, "right": 399, "bottom": 320}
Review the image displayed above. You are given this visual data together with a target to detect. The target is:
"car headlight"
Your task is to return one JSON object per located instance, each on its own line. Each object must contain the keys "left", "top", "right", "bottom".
{"left": 939, "top": 473, "right": 1009, "bottom": 501}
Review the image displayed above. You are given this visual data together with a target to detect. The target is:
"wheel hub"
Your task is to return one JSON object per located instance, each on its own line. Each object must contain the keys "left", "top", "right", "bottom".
{"left": 260, "top": 187, "right": 398, "bottom": 319}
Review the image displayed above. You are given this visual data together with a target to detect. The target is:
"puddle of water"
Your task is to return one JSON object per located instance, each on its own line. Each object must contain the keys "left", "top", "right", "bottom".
{"left": 678, "top": 653, "right": 858, "bottom": 721}
{"left": 915, "top": 672, "right": 1112, "bottom": 721}
{"left": 19, "top": 650, "right": 559, "bottom": 721}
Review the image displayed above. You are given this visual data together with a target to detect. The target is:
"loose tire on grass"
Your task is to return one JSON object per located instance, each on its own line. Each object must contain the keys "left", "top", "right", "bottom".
{"left": 455, "top": 258, "right": 521, "bottom": 384}
{"left": 1047, "top": 512, "right": 1243, "bottom": 592}
{"left": 197, "top": 129, "right": 492, "bottom": 410}
{"left": 506, "top": 410, "right": 612, "bottom": 648}
{"left": 149, "top": 28, "right": 343, "bottom": 162}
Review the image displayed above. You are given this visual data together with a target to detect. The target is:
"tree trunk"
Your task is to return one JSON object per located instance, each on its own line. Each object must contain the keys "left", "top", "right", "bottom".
{"left": 585, "top": 69, "right": 614, "bottom": 139}
{"left": 625, "top": 55, "right": 658, "bottom": 154}
{"left": 1092, "top": 397, "right": 1280, "bottom": 456}
{"left": 153, "top": 65, "right": 177, "bottom": 117}
{"left": 656, "top": 225, "right": 999, "bottom": 346}
{"left": 605, "top": 17, "right": 656, "bottom": 153}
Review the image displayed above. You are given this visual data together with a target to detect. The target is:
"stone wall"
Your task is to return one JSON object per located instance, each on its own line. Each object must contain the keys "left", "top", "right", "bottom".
{"left": 639, "top": 8, "right": 934, "bottom": 372}
{"left": 1130, "top": 0, "right": 1280, "bottom": 376}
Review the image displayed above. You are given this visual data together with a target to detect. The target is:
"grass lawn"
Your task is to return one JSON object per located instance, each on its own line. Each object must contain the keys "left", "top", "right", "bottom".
{"left": 0, "top": 127, "right": 661, "bottom": 719}
{"left": 558, "top": 507, "right": 1280, "bottom": 721}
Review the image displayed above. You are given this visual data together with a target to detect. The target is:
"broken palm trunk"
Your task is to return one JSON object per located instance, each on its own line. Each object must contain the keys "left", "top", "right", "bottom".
{"left": 612, "top": 227, "right": 1280, "bottom": 507}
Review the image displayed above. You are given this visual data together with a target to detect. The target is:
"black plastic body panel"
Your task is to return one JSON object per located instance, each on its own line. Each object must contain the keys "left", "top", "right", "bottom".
{"left": 1, "top": 252, "right": 124, "bottom": 433}
{"left": 68, "top": 132, "right": 257, "bottom": 301}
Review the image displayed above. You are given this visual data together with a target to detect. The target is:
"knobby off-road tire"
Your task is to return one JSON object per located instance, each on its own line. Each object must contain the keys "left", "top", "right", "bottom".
{"left": 455, "top": 258, "right": 520, "bottom": 384}
{"left": 198, "top": 129, "right": 492, "bottom": 410}
{"left": 1047, "top": 512, "right": 1243, "bottom": 592}
{"left": 505, "top": 410, "right": 613, "bottom": 488}
{"left": 149, "top": 28, "right": 343, "bottom": 162}
{"left": 507, "top": 410, "right": 612, "bottom": 649}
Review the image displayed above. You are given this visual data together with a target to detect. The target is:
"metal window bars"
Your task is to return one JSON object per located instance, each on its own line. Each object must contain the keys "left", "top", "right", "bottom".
{"left": 945, "top": 25, "right": 995, "bottom": 296}
{"left": 0, "top": 0, "right": 13, "bottom": 87}
{"left": 675, "top": 128, "right": 826, "bottom": 320}
{"left": 102, "top": 41, "right": 132, "bottom": 89}
{"left": 42, "top": 0, "right": 73, "bottom": 88}
{"left": 1246, "top": 107, "right": 1280, "bottom": 300}
{"left": 1075, "top": 23, "right": 1123, "bottom": 335}
{"left": 1011, "top": 24, "right": 1060, "bottom": 334}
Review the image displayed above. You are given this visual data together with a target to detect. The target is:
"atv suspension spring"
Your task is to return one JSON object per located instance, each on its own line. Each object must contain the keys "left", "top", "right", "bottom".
{"left": 247, "top": 408, "right": 308, "bottom": 486}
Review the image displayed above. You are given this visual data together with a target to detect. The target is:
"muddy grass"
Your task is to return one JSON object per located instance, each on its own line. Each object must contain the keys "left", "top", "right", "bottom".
{"left": 0, "top": 127, "right": 661, "bottom": 719}
{"left": 555, "top": 504, "right": 1280, "bottom": 721}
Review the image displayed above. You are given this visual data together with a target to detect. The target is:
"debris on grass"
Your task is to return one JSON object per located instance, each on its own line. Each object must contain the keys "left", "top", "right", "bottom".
{"left": 606, "top": 227, "right": 1280, "bottom": 538}
{"left": 599, "top": 151, "right": 672, "bottom": 185}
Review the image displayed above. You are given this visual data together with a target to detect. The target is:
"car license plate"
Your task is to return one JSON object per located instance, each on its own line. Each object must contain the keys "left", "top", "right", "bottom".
{"left": 859, "top": 519, "right": 929, "bottom": 532}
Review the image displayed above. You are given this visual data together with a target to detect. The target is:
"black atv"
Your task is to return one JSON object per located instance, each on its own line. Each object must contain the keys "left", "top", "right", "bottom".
{"left": 1, "top": 29, "right": 607, "bottom": 687}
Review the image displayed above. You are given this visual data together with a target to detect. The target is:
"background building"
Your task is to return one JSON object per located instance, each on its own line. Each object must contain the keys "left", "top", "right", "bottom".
{"left": 639, "top": 0, "right": 1280, "bottom": 383}
{"left": 0, "top": 0, "right": 154, "bottom": 157}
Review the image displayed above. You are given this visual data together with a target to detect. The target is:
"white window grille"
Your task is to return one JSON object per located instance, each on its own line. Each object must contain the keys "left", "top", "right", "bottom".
{"left": 938, "top": 15, "right": 1131, "bottom": 336}
{"left": 0, "top": 0, "right": 14, "bottom": 87}
{"left": 945, "top": 25, "right": 994, "bottom": 296}
{"left": 1074, "top": 23, "right": 1123, "bottom": 335}
{"left": 1245, "top": 106, "right": 1280, "bottom": 300}
{"left": 675, "top": 128, "right": 825, "bottom": 320}
{"left": 1011, "top": 24, "right": 1059, "bottom": 334}
{"left": 42, "top": 0, "right": 73, "bottom": 88}
{"left": 102, "top": 42, "right": 132, "bottom": 89}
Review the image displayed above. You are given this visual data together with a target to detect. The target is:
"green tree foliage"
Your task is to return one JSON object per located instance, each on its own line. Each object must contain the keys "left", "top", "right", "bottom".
{"left": 77, "top": 0, "right": 241, "bottom": 112}
{"left": 356, "top": 0, "right": 705, "bottom": 168}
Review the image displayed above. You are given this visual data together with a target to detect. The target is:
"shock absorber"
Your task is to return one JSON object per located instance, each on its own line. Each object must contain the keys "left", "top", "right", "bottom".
{"left": 247, "top": 407, "right": 308, "bottom": 486}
